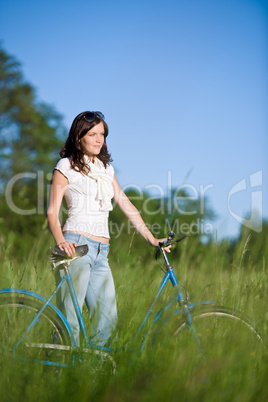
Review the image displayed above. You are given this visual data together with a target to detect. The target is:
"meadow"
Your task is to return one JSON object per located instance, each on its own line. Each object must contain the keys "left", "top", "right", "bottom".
{"left": 0, "top": 227, "right": 267, "bottom": 402}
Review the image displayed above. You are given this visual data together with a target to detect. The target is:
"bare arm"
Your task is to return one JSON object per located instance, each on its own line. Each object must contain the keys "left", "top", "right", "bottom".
{"left": 112, "top": 174, "right": 170, "bottom": 250}
{"left": 46, "top": 170, "right": 76, "bottom": 256}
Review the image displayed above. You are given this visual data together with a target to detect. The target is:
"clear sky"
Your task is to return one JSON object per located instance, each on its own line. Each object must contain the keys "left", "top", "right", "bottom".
{"left": 0, "top": 0, "right": 267, "bottom": 240}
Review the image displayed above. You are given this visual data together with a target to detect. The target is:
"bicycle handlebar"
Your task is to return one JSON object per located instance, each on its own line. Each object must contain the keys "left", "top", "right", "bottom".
{"left": 156, "top": 232, "right": 190, "bottom": 260}
{"left": 158, "top": 232, "right": 190, "bottom": 248}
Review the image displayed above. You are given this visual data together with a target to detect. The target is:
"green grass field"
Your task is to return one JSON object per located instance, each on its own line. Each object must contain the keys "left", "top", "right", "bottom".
{"left": 0, "top": 229, "right": 267, "bottom": 402}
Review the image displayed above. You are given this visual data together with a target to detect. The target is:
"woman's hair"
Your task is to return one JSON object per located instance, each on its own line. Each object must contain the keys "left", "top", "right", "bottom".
{"left": 59, "top": 111, "right": 112, "bottom": 172}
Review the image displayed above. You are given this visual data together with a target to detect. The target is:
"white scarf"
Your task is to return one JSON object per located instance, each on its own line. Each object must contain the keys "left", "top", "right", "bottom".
{"left": 85, "top": 156, "right": 113, "bottom": 211}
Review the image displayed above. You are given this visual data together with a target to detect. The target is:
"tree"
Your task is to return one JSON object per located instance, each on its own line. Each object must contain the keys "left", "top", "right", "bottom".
{"left": 0, "top": 46, "right": 67, "bottom": 252}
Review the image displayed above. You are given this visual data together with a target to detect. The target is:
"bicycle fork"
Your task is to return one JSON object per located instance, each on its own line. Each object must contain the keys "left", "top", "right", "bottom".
{"left": 179, "top": 300, "right": 207, "bottom": 359}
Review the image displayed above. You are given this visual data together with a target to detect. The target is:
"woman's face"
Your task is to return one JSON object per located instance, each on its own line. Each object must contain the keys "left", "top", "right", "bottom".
{"left": 79, "top": 122, "right": 105, "bottom": 159}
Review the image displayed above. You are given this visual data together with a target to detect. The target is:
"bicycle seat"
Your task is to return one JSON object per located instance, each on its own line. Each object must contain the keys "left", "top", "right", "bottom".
{"left": 49, "top": 244, "right": 89, "bottom": 270}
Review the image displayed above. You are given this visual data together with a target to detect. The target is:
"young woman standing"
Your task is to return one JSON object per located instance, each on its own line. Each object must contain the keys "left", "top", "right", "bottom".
{"left": 47, "top": 111, "right": 169, "bottom": 346}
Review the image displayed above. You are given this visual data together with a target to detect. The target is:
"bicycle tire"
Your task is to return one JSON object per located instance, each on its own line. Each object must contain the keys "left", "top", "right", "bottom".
{"left": 152, "top": 305, "right": 264, "bottom": 379}
{"left": 0, "top": 292, "right": 72, "bottom": 368}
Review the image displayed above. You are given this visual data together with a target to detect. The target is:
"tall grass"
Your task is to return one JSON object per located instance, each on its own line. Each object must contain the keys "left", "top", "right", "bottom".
{"left": 0, "top": 230, "right": 267, "bottom": 402}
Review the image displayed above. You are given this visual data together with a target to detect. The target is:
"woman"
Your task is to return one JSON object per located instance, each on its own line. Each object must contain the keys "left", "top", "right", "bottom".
{"left": 47, "top": 111, "right": 170, "bottom": 346}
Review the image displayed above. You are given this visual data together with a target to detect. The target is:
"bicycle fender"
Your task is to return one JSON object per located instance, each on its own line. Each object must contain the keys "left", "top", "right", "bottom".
{"left": 0, "top": 288, "right": 75, "bottom": 346}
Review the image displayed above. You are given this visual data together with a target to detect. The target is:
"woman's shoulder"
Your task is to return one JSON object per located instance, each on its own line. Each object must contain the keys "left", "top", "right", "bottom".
{"left": 54, "top": 158, "right": 73, "bottom": 180}
{"left": 55, "top": 157, "right": 70, "bottom": 166}
{"left": 55, "top": 157, "right": 71, "bottom": 170}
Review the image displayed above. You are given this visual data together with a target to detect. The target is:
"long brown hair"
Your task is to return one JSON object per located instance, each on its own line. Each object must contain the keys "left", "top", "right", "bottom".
{"left": 59, "top": 111, "right": 112, "bottom": 173}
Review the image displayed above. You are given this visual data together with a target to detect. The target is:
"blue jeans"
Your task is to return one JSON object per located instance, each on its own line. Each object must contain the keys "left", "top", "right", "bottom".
{"left": 56, "top": 233, "right": 117, "bottom": 347}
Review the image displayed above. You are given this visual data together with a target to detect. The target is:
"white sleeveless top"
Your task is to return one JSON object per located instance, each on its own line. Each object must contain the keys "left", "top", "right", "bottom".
{"left": 54, "top": 157, "right": 114, "bottom": 238}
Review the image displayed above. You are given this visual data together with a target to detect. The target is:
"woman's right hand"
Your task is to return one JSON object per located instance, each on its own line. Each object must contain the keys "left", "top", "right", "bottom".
{"left": 57, "top": 241, "right": 77, "bottom": 257}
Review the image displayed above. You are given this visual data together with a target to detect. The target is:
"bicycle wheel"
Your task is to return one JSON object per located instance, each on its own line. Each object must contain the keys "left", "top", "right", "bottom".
{"left": 152, "top": 306, "right": 264, "bottom": 382}
{"left": 0, "top": 292, "right": 72, "bottom": 368}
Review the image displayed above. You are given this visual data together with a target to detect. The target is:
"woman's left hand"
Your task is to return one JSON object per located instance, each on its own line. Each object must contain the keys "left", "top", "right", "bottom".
{"left": 152, "top": 238, "right": 172, "bottom": 253}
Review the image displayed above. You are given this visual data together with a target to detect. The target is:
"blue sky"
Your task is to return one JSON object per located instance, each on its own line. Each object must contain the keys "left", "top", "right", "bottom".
{"left": 0, "top": 0, "right": 267, "bottom": 239}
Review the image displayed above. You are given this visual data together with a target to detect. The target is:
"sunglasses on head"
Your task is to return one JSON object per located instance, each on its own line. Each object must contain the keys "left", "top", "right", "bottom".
{"left": 83, "top": 111, "right": 105, "bottom": 122}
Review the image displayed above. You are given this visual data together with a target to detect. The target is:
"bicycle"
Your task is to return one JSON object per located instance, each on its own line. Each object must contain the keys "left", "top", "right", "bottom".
{"left": 0, "top": 231, "right": 264, "bottom": 375}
